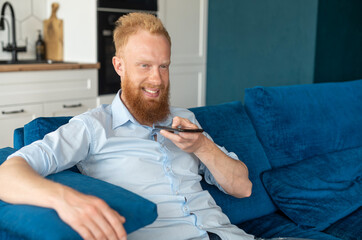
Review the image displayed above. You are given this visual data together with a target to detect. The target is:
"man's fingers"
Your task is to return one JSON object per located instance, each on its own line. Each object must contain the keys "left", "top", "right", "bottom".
{"left": 76, "top": 225, "right": 96, "bottom": 240}
{"left": 56, "top": 188, "right": 127, "bottom": 240}
{"left": 160, "top": 129, "right": 182, "bottom": 141}
{"left": 91, "top": 213, "right": 118, "bottom": 240}
{"left": 103, "top": 208, "right": 127, "bottom": 240}
{"left": 72, "top": 208, "right": 126, "bottom": 240}
{"left": 172, "top": 117, "right": 195, "bottom": 129}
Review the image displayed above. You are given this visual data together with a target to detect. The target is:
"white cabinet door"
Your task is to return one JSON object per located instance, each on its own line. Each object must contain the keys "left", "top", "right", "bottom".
{"left": 44, "top": 98, "right": 97, "bottom": 117}
{"left": 0, "top": 69, "right": 98, "bottom": 106}
{"left": 158, "top": 0, "right": 208, "bottom": 108}
{"left": 169, "top": 65, "right": 206, "bottom": 108}
{"left": 158, "top": 0, "right": 208, "bottom": 65}
{"left": 97, "top": 94, "right": 115, "bottom": 106}
{"left": 0, "top": 104, "right": 43, "bottom": 148}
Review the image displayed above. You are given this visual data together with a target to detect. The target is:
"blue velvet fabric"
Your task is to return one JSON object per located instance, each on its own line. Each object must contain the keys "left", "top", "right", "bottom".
{"left": 0, "top": 147, "right": 158, "bottom": 240}
{"left": 23, "top": 116, "right": 72, "bottom": 146}
{"left": 13, "top": 128, "right": 24, "bottom": 150}
{"left": 238, "top": 211, "right": 342, "bottom": 240}
{"left": 190, "top": 101, "right": 277, "bottom": 224}
{"left": 261, "top": 146, "right": 362, "bottom": 231}
{"left": 244, "top": 79, "right": 362, "bottom": 168}
{"left": 0, "top": 231, "right": 24, "bottom": 240}
{"left": 324, "top": 207, "right": 362, "bottom": 240}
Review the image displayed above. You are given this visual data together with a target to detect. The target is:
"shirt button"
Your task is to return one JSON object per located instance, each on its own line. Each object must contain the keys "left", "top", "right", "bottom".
{"left": 166, "top": 166, "right": 171, "bottom": 172}
{"left": 183, "top": 206, "right": 188, "bottom": 212}
{"left": 175, "top": 191, "right": 179, "bottom": 195}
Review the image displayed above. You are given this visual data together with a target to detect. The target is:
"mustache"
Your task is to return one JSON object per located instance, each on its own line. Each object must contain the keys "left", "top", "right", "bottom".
{"left": 140, "top": 83, "right": 166, "bottom": 90}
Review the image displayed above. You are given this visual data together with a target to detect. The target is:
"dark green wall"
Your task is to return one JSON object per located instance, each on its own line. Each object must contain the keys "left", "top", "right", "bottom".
{"left": 206, "top": 0, "right": 319, "bottom": 105}
{"left": 314, "top": 0, "right": 362, "bottom": 83}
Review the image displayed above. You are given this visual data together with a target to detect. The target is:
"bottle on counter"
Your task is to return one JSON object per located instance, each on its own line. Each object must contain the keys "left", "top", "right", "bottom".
{"left": 35, "top": 30, "right": 46, "bottom": 61}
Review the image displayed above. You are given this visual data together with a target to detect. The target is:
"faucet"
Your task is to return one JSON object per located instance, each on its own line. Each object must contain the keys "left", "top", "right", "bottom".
{"left": 0, "top": 1, "right": 27, "bottom": 62}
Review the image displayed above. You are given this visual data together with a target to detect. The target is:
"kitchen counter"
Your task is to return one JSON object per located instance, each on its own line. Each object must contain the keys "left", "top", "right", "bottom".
{"left": 0, "top": 62, "right": 100, "bottom": 72}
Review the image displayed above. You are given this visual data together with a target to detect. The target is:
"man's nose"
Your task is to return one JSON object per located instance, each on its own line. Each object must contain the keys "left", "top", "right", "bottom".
{"left": 149, "top": 67, "right": 162, "bottom": 84}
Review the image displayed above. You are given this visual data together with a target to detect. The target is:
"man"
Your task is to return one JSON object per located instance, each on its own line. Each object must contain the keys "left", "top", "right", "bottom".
{"left": 0, "top": 13, "right": 253, "bottom": 240}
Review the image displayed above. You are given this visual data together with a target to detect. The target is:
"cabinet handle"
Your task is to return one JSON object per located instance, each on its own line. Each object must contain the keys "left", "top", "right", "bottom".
{"left": 63, "top": 103, "right": 82, "bottom": 109}
{"left": 1, "top": 109, "right": 25, "bottom": 115}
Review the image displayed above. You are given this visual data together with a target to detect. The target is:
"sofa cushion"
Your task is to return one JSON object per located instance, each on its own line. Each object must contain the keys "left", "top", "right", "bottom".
{"left": 0, "top": 147, "right": 158, "bottom": 240}
{"left": 244, "top": 79, "right": 362, "bottom": 168}
{"left": 261, "top": 146, "right": 362, "bottom": 231}
{"left": 323, "top": 207, "right": 362, "bottom": 240}
{"left": 238, "top": 211, "right": 341, "bottom": 240}
{"left": 190, "top": 101, "right": 277, "bottom": 224}
{"left": 24, "top": 116, "right": 72, "bottom": 146}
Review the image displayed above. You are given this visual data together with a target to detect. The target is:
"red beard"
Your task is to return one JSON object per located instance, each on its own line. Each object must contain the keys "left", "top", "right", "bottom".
{"left": 121, "top": 72, "right": 170, "bottom": 125}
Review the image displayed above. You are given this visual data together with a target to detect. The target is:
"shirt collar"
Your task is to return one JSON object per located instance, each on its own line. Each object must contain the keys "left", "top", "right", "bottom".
{"left": 111, "top": 90, "right": 137, "bottom": 129}
{"left": 111, "top": 90, "right": 173, "bottom": 129}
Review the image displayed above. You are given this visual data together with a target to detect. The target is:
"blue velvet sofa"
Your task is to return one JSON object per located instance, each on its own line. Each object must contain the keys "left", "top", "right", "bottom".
{"left": 1, "top": 79, "right": 361, "bottom": 240}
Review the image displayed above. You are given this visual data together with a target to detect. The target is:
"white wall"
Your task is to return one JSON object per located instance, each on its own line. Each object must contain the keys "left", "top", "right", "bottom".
{"left": 45, "top": 0, "right": 97, "bottom": 63}
{"left": 0, "top": 0, "right": 97, "bottom": 63}
{"left": 0, "top": 0, "right": 47, "bottom": 61}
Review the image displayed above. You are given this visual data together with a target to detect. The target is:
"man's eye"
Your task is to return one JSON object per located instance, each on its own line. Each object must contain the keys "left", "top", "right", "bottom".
{"left": 160, "top": 65, "right": 169, "bottom": 69}
{"left": 141, "top": 64, "right": 149, "bottom": 68}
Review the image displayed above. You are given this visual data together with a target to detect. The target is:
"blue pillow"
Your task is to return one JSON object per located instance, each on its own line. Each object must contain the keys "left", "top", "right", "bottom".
{"left": 244, "top": 79, "right": 362, "bottom": 168}
{"left": 324, "top": 207, "right": 362, "bottom": 240}
{"left": 0, "top": 147, "right": 158, "bottom": 240}
{"left": 190, "top": 101, "right": 277, "bottom": 224}
{"left": 261, "top": 146, "right": 362, "bottom": 231}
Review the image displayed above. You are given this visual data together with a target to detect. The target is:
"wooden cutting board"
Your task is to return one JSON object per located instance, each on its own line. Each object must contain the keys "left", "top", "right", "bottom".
{"left": 43, "top": 3, "right": 63, "bottom": 61}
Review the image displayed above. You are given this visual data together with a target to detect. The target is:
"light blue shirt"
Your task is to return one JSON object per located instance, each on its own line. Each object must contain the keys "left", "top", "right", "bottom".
{"left": 10, "top": 92, "right": 254, "bottom": 240}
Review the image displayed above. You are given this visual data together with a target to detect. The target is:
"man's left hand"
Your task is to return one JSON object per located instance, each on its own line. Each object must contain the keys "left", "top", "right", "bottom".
{"left": 160, "top": 116, "right": 207, "bottom": 153}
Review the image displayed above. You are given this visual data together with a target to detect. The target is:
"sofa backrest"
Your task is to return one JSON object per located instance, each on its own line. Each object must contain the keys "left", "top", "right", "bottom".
{"left": 244, "top": 79, "right": 362, "bottom": 168}
{"left": 14, "top": 117, "right": 72, "bottom": 149}
{"left": 14, "top": 102, "right": 278, "bottom": 225}
{"left": 190, "top": 101, "right": 276, "bottom": 224}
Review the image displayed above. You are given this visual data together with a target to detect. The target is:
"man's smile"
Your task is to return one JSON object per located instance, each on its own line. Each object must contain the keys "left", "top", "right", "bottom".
{"left": 142, "top": 87, "right": 161, "bottom": 98}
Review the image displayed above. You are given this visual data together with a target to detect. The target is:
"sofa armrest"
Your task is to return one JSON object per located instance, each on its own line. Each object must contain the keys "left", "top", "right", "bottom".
{"left": 13, "top": 127, "right": 24, "bottom": 149}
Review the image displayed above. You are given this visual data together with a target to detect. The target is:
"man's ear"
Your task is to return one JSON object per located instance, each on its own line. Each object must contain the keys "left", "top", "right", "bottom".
{"left": 112, "top": 56, "right": 124, "bottom": 77}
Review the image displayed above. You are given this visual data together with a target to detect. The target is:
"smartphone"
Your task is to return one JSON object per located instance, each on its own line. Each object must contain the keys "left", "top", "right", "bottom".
{"left": 154, "top": 125, "right": 204, "bottom": 133}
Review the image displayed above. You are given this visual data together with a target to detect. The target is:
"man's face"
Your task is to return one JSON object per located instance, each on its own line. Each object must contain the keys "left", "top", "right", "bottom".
{"left": 112, "top": 30, "right": 171, "bottom": 125}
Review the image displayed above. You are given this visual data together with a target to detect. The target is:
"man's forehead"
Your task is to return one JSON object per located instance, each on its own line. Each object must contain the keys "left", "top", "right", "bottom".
{"left": 122, "top": 34, "right": 171, "bottom": 62}
{"left": 125, "top": 30, "right": 170, "bottom": 48}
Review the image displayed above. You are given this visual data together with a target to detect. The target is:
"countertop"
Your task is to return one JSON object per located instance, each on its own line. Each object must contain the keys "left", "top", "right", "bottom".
{"left": 0, "top": 62, "right": 100, "bottom": 72}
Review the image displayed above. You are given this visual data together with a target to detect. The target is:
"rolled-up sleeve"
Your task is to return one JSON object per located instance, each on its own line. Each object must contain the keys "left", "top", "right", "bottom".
{"left": 7, "top": 118, "right": 91, "bottom": 177}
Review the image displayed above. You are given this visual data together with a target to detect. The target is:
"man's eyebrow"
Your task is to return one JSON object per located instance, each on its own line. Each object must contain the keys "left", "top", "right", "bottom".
{"left": 135, "top": 60, "right": 171, "bottom": 65}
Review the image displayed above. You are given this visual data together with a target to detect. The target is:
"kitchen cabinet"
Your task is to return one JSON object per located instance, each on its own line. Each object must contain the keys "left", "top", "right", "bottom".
{"left": 158, "top": 0, "right": 208, "bottom": 108}
{"left": 0, "top": 68, "right": 98, "bottom": 148}
{"left": 44, "top": 98, "right": 96, "bottom": 117}
{"left": 0, "top": 104, "right": 43, "bottom": 148}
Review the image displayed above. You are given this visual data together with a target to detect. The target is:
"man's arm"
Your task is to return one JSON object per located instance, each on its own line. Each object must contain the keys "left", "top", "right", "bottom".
{"left": 0, "top": 156, "right": 127, "bottom": 240}
{"left": 160, "top": 116, "right": 252, "bottom": 198}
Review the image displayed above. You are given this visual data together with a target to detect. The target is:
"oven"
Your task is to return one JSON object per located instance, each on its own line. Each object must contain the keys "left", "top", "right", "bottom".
{"left": 97, "top": 0, "right": 158, "bottom": 95}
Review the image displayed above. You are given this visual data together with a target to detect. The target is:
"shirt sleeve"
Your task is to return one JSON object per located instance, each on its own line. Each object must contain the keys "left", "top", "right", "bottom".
{"left": 7, "top": 118, "right": 91, "bottom": 177}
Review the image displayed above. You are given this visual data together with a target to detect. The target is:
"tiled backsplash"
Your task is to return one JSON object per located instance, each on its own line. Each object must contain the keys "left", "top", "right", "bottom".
{"left": 0, "top": 0, "right": 47, "bottom": 61}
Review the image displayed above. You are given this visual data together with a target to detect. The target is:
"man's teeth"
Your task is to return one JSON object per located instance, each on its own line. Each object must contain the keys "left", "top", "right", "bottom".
{"left": 144, "top": 89, "right": 158, "bottom": 94}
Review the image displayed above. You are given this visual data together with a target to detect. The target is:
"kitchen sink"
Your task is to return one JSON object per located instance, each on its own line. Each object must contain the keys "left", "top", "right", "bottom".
{"left": 0, "top": 60, "right": 72, "bottom": 64}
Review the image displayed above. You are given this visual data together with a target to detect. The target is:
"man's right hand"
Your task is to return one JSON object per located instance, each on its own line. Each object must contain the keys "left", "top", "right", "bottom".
{"left": 0, "top": 157, "right": 127, "bottom": 240}
{"left": 54, "top": 184, "right": 127, "bottom": 240}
